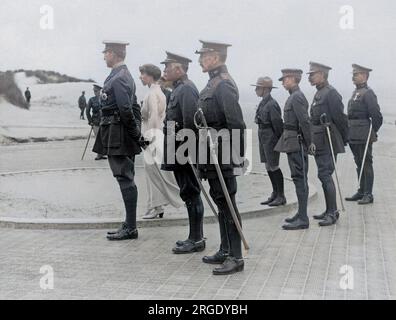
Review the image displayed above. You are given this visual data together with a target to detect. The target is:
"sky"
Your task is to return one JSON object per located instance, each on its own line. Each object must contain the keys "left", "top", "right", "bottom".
{"left": 1, "top": 0, "right": 395, "bottom": 115}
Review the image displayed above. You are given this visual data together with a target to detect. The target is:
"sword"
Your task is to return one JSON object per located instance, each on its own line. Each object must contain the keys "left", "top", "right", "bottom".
{"left": 358, "top": 117, "right": 373, "bottom": 191}
{"left": 81, "top": 126, "right": 94, "bottom": 160}
{"left": 195, "top": 109, "right": 250, "bottom": 251}
{"left": 320, "top": 113, "right": 345, "bottom": 212}
{"left": 187, "top": 157, "right": 219, "bottom": 221}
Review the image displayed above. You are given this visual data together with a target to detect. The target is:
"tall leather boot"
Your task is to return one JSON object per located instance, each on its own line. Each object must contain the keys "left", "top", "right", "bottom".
{"left": 173, "top": 196, "right": 205, "bottom": 254}
{"left": 213, "top": 217, "right": 244, "bottom": 275}
{"left": 268, "top": 169, "right": 286, "bottom": 206}
{"left": 203, "top": 211, "right": 229, "bottom": 265}
{"left": 107, "top": 186, "right": 138, "bottom": 240}
{"left": 283, "top": 181, "right": 309, "bottom": 230}
{"left": 261, "top": 171, "right": 277, "bottom": 205}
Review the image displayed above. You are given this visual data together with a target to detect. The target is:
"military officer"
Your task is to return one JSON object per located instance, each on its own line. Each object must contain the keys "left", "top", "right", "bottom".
{"left": 345, "top": 64, "right": 383, "bottom": 205}
{"left": 307, "top": 62, "right": 349, "bottom": 226}
{"left": 275, "top": 69, "right": 314, "bottom": 230}
{"left": 87, "top": 84, "right": 107, "bottom": 160}
{"left": 160, "top": 51, "right": 206, "bottom": 254}
{"left": 78, "top": 91, "right": 87, "bottom": 120}
{"left": 195, "top": 40, "right": 246, "bottom": 275}
{"left": 93, "top": 41, "right": 143, "bottom": 240}
{"left": 251, "top": 77, "right": 286, "bottom": 207}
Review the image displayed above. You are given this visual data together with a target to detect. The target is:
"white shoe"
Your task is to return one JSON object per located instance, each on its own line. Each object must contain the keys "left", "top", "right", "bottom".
{"left": 142, "top": 208, "right": 164, "bottom": 219}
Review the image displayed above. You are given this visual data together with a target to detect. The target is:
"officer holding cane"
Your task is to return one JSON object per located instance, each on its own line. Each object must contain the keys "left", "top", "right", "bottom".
{"left": 307, "top": 62, "right": 348, "bottom": 226}
{"left": 345, "top": 64, "right": 383, "bottom": 205}
{"left": 275, "top": 69, "right": 314, "bottom": 230}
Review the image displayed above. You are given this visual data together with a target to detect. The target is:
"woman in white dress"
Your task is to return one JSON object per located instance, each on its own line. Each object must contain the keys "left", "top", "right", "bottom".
{"left": 139, "top": 64, "right": 183, "bottom": 219}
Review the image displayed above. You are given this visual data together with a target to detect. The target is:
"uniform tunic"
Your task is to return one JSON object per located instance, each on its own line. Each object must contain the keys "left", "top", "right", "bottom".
{"left": 255, "top": 93, "right": 283, "bottom": 168}
{"left": 347, "top": 83, "right": 383, "bottom": 195}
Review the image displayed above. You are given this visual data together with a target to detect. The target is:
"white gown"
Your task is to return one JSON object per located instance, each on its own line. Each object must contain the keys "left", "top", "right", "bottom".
{"left": 141, "top": 84, "right": 183, "bottom": 210}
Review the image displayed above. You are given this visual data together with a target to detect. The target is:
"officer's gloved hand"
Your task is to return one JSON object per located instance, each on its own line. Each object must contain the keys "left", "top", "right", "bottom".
{"left": 89, "top": 122, "right": 94, "bottom": 127}
{"left": 308, "top": 143, "right": 316, "bottom": 156}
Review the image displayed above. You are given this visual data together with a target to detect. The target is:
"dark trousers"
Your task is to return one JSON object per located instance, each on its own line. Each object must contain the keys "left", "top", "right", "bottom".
{"left": 108, "top": 155, "right": 137, "bottom": 230}
{"left": 174, "top": 165, "right": 204, "bottom": 241}
{"left": 350, "top": 143, "right": 374, "bottom": 195}
{"left": 287, "top": 151, "right": 309, "bottom": 222}
{"left": 315, "top": 152, "right": 337, "bottom": 213}
{"left": 80, "top": 108, "right": 85, "bottom": 119}
{"left": 208, "top": 176, "right": 242, "bottom": 259}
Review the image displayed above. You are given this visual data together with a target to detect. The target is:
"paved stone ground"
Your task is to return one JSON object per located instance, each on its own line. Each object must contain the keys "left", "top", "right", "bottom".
{"left": 0, "top": 125, "right": 396, "bottom": 300}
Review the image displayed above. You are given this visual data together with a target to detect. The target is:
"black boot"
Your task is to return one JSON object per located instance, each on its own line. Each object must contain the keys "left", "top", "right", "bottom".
{"left": 123, "top": 186, "right": 138, "bottom": 230}
{"left": 107, "top": 228, "right": 138, "bottom": 240}
{"left": 268, "top": 169, "right": 286, "bottom": 206}
{"left": 313, "top": 212, "right": 327, "bottom": 220}
{"left": 107, "top": 222, "right": 128, "bottom": 235}
{"left": 282, "top": 218, "right": 309, "bottom": 230}
{"left": 358, "top": 194, "right": 374, "bottom": 205}
{"left": 107, "top": 186, "right": 137, "bottom": 239}
{"left": 172, "top": 239, "right": 206, "bottom": 254}
{"left": 285, "top": 212, "right": 299, "bottom": 223}
{"left": 173, "top": 197, "right": 205, "bottom": 254}
{"left": 202, "top": 250, "right": 228, "bottom": 264}
{"left": 318, "top": 211, "right": 339, "bottom": 227}
{"left": 212, "top": 257, "right": 244, "bottom": 275}
{"left": 316, "top": 176, "right": 337, "bottom": 220}
{"left": 261, "top": 171, "right": 277, "bottom": 205}
{"left": 285, "top": 184, "right": 309, "bottom": 229}
{"left": 345, "top": 192, "right": 364, "bottom": 201}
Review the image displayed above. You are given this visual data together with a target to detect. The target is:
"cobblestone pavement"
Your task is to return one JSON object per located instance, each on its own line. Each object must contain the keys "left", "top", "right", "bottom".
{"left": 0, "top": 126, "right": 396, "bottom": 300}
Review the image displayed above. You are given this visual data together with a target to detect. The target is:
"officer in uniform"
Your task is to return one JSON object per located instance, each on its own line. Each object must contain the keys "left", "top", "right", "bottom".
{"left": 195, "top": 40, "right": 246, "bottom": 275}
{"left": 275, "top": 69, "right": 313, "bottom": 230}
{"left": 78, "top": 91, "right": 87, "bottom": 120}
{"left": 251, "top": 77, "right": 285, "bottom": 207}
{"left": 160, "top": 51, "right": 206, "bottom": 254}
{"left": 87, "top": 84, "right": 107, "bottom": 160}
{"left": 307, "top": 62, "right": 349, "bottom": 226}
{"left": 93, "top": 41, "right": 143, "bottom": 240}
{"left": 25, "top": 87, "right": 31, "bottom": 104}
{"left": 345, "top": 64, "right": 383, "bottom": 205}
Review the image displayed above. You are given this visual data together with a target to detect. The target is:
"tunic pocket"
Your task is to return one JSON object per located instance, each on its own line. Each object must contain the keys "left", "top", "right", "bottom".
{"left": 101, "top": 116, "right": 122, "bottom": 148}
{"left": 312, "top": 125, "right": 327, "bottom": 151}
{"left": 349, "top": 119, "right": 371, "bottom": 143}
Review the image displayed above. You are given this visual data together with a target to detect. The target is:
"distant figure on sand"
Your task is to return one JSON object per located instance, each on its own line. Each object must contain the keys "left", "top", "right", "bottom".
{"left": 78, "top": 91, "right": 87, "bottom": 120}
{"left": 24, "top": 87, "right": 31, "bottom": 104}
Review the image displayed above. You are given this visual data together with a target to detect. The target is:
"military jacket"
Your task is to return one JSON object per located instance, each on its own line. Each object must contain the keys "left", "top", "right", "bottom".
{"left": 275, "top": 86, "right": 311, "bottom": 153}
{"left": 93, "top": 64, "right": 141, "bottom": 156}
{"left": 310, "top": 83, "right": 348, "bottom": 155}
{"left": 347, "top": 83, "right": 383, "bottom": 144}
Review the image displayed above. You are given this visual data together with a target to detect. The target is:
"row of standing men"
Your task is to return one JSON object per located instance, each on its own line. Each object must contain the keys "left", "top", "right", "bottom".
{"left": 89, "top": 40, "right": 383, "bottom": 276}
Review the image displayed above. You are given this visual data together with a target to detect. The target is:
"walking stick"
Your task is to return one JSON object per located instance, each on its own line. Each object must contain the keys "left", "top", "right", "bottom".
{"left": 358, "top": 118, "right": 373, "bottom": 191}
{"left": 320, "top": 113, "right": 345, "bottom": 212}
{"left": 81, "top": 126, "right": 94, "bottom": 160}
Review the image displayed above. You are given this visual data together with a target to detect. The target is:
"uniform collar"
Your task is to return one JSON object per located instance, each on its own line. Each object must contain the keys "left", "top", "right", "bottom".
{"left": 109, "top": 63, "right": 127, "bottom": 78}
{"left": 289, "top": 85, "right": 300, "bottom": 94}
{"left": 316, "top": 80, "right": 329, "bottom": 90}
{"left": 112, "top": 61, "right": 126, "bottom": 69}
{"left": 356, "top": 82, "right": 368, "bottom": 89}
{"left": 261, "top": 93, "right": 271, "bottom": 104}
{"left": 209, "top": 65, "right": 228, "bottom": 79}
{"left": 173, "top": 74, "right": 188, "bottom": 88}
